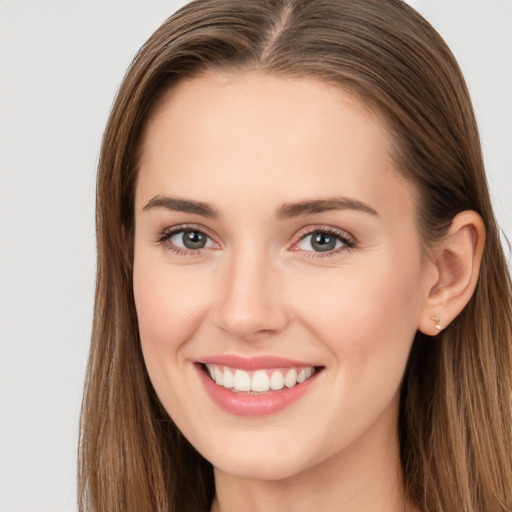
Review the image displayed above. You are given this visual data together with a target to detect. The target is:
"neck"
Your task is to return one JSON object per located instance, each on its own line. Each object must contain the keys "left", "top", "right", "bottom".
{"left": 211, "top": 403, "right": 416, "bottom": 512}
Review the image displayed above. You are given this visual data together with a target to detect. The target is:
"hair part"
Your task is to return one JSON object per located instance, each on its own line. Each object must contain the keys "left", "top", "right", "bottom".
{"left": 79, "top": 1, "right": 512, "bottom": 511}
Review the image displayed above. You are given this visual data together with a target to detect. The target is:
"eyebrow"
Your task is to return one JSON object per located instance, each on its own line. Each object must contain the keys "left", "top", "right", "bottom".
{"left": 143, "top": 195, "right": 218, "bottom": 217}
{"left": 276, "top": 197, "right": 378, "bottom": 218}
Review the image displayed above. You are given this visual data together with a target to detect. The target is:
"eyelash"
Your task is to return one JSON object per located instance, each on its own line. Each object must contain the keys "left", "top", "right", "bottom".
{"left": 156, "top": 224, "right": 218, "bottom": 256}
{"left": 292, "top": 226, "right": 356, "bottom": 258}
{"left": 156, "top": 224, "right": 356, "bottom": 258}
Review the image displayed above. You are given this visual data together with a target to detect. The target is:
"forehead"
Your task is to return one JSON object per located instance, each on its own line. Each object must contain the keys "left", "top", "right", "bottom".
{"left": 136, "top": 70, "right": 414, "bottom": 218}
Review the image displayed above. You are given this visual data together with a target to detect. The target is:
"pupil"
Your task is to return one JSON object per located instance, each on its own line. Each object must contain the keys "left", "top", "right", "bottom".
{"left": 311, "top": 232, "right": 336, "bottom": 252}
{"left": 183, "top": 231, "right": 206, "bottom": 249}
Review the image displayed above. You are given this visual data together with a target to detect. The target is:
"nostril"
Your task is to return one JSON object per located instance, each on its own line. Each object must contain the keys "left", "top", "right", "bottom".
{"left": 214, "top": 300, "right": 290, "bottom": 340}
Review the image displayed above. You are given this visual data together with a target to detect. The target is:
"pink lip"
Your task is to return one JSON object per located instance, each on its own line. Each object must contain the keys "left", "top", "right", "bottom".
{"left": 198, "top": 354, "right": 319, "bottom": 371}
{"left": 195, "top": 361, "right": 322, "bottom": 417}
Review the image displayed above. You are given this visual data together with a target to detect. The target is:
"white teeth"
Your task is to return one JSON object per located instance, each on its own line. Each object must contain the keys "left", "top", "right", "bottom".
{"left": 284, "top": 368, "right": 298, "bottom": 388}
{"left": 234, "top": 369, "right": 251, "bottom": 391}
{"left": 223, "top": 368, "right": 234, "bottom": 389}
{"left": 214, "top": 367, "right": 224, "bottom": 386}
{"left": 204, "top": 364, "right": 316, "bottom": 393}
{"left": 251, "top": 370, "right": 270, "bottom": 392}
{"left": 270, "top": 370, "right": 284, "bottom": 390}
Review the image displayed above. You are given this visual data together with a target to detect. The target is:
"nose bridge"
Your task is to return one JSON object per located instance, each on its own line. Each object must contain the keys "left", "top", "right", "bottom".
{"left": 214, "top": 241, "right": 288, "bottom": 339}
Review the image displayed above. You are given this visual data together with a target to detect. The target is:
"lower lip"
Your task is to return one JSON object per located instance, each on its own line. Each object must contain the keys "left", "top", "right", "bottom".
{"left": 196, "top": 364, "right": 320, "bottom": 417}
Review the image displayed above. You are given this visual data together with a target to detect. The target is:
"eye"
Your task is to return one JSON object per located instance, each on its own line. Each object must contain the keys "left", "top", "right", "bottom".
{"left": 157, "top": 226, "right": 218, "bottom": 254}
{"left": 170, "top": 230, "right": 211, "bottom": 250}
{"left": 293, "top": 228, "right": 355, "bottom": 255}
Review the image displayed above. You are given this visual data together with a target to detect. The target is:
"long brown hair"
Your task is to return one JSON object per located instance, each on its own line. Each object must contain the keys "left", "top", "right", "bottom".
{"left": 78, "top": 1, "right": 512, "bottom": 510}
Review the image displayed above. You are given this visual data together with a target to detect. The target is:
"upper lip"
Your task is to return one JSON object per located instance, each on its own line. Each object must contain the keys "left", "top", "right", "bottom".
{"left": 196, "top": 354, "right": 322, "bottom": 371}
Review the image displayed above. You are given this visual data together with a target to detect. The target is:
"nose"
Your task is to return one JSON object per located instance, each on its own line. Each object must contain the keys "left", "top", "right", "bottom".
{"left": 213, "top": 246, "right": 289, "bottom": 341}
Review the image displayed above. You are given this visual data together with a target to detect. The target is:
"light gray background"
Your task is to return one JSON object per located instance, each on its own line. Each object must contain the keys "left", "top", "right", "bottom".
{"left": 0, "top": 1, "right": 510, "bottom": 511}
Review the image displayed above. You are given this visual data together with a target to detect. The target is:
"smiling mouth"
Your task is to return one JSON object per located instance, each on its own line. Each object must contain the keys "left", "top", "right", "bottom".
{"left": 200, "top": 363, "right": 321, "bottom": 394}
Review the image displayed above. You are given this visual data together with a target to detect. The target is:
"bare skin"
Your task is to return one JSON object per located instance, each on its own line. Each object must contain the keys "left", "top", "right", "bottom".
{"left": 133, "top": 71, "right": 484, "bottom": 512}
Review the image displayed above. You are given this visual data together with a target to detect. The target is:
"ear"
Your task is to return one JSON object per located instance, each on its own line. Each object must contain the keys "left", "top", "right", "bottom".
{"left": 418, "top": 210, "right": 486, "bottom": 336}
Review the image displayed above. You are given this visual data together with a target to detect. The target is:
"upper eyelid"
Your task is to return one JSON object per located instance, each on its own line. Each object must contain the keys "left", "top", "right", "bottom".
{"left": 159, "top": 223, "right": 217, "bottom": 241}
{"left": 293, "top": 225, "right": 356, "bottom": 244}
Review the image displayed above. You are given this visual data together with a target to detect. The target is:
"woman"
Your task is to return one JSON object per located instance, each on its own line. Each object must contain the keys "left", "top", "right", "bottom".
{"left": 78, "top": 0, "right": 512, "bottom": 511}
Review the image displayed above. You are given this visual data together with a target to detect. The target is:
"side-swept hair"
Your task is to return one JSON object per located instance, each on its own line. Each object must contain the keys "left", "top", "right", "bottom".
{"left": 79, "top": 1, "right": 512, "bottom": 510}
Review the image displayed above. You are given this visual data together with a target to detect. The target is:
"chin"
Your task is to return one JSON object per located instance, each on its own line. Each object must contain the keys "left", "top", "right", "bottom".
{"left": 194, "top": 429, "right": 323, "bottom": 482}
{"left": 212, "top": 453, "right": 313, "bottom": 481}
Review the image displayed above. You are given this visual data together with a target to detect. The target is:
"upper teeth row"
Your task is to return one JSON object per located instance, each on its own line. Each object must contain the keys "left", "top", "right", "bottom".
{"left": 205, "top": 364, "right": 315, "bottom": 393}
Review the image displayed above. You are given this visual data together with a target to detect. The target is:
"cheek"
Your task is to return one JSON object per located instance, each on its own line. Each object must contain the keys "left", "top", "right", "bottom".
{"left": 132, "top": 252, "right": 211, "bottom": 395}
{"left": 291, "top": 252, "right": 424, "bottom": 367}
{"left": 133, "top": 253, "right": 208, "bottom": 345}
{"left": 132, "top": 256, "right": 215, "bottom": 428}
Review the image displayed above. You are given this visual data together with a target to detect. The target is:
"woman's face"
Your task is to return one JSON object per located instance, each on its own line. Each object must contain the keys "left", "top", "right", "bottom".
{"left": 133, "top": 71, "right": 435, "bottom": 480}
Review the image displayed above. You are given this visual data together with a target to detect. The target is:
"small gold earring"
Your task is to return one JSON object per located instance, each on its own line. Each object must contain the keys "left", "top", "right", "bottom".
{"left": 431, "top": 314, "right": 442, "bottom": 331}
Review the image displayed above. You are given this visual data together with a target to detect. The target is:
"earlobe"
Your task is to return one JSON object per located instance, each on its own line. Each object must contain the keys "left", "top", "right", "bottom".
{"left": 418, "top": 211, "right": 486, "bottom": 336}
